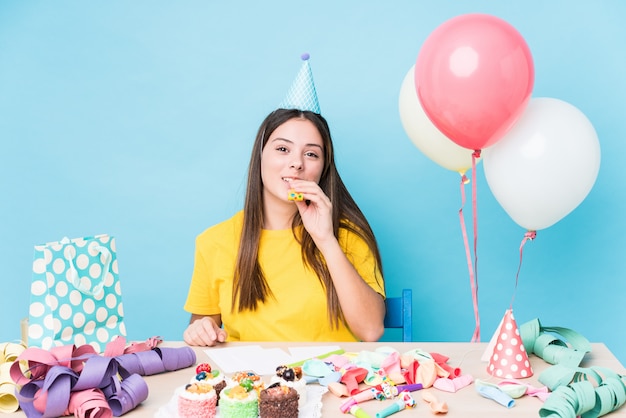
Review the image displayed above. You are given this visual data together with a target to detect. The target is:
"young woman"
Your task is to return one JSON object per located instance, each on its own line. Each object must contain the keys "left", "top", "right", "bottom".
{"left": 183, "top": 108, "right": 385, "bottom": 346}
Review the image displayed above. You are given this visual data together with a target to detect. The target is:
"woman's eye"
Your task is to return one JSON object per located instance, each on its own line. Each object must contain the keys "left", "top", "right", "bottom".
{"left": 305, "top": 151, "right": 319, "bottom": 159}
{"left": 276, "top": 146, "right": 288, "bottom": 152}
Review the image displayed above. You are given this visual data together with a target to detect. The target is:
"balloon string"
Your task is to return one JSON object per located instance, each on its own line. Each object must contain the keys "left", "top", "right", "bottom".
{"left": 510, "top": 230, "right": 536, "bottom": 308}
{"left": 471, "top": 150, "right": 481, "bottom": 342}
{"left": 458, "top": 172, "right": 479, "bottom": 343}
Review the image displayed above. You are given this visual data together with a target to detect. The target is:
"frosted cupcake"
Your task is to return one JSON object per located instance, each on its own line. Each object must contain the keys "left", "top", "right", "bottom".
{"left": 177, "top": 382, "right": 217, "bottom": 418}
{"left": 270, "top": 365, "right": 307, "bottom": 407}
{"left": 219, "top": 380, "right": 259, "bottom": 418}
{"left": 192, "top": 363, "right": 227, "bottom": 402}
{"left": 228, "top": 370, "right": 264, "bottom": 390}
{"left": 259, "top": 383, "right": 299, "bottom": 418}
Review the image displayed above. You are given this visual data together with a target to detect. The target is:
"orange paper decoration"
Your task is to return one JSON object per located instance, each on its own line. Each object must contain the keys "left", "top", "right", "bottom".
{"left": 487, "top": 309, "right": 533, "bottom": 378}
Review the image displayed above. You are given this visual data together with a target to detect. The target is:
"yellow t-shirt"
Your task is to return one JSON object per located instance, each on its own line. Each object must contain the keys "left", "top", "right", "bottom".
{"left": 184, "top": 211, "right": 384, "bottom": 342}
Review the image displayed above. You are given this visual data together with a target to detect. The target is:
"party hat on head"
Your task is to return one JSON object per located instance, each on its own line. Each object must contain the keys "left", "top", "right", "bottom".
{"left": 279, "top": 53, "right": 321, "bottom": 114}
{"left": 486, "top": 309, "right": 533, "bottom": 379}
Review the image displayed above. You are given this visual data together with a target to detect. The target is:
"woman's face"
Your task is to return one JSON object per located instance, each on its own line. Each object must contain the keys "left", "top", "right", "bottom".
{"left": 261, "top": 118, "right": 325, "bottom": 205}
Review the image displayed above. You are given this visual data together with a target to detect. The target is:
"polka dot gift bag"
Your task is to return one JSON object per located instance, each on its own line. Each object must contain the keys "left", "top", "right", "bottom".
{"left": 27, "top": 234, "right": 126, "bottom": 353}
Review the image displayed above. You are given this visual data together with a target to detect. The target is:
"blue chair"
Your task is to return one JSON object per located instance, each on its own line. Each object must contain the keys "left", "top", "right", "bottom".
{"left": 383, "top": 288, "right": 413, "bottom": 342}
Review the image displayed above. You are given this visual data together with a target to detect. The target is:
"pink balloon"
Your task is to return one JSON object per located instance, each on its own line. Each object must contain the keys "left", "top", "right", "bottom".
{"left": 415, "top": 14, "right": 534, "bottom": 151}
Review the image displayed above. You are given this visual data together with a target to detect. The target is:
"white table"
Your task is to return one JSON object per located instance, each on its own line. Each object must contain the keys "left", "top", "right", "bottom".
{"left": 7, "top": 341, "right": 626, "bottom": 417}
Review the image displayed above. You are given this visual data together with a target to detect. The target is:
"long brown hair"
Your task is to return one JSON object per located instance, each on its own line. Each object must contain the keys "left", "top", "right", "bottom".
{"left": 232, "top": 108, "right": 384, "bottom": 328}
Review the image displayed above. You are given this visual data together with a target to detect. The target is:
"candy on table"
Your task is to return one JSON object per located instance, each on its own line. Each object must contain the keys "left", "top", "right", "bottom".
{"left": 194, "top": 363, "right": 223, "bottom": 381}
{"left": 196, "top": 363, "right": 212, "bottom": 374}
{"left": 231, "top": 371, "right": 262, "bottom": 384}
{"left": 184, "top": 382, "right": 215, "bottom": 394}
{"left": 275, "top": 365, "right": 303, "bottom": 381}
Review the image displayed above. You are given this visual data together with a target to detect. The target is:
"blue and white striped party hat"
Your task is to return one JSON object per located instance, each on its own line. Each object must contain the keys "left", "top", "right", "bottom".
{"left": 279, "top": 53, "right": 321, "bottom": 114}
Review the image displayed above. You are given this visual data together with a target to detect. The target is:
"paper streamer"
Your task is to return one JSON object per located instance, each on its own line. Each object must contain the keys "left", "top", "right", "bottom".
{"left": 0, "top": 342, "right": 27, "bottom": 413}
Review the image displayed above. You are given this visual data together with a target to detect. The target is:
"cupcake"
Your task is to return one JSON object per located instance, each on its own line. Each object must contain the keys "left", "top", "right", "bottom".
{"left": 270, "top": 365, "right": 307, "bottom": 407}
{"left": 229, "top": 370, "right": 264, "bottom": 389}
{"left": 219, "top": 380, "right": 259, "bottom": 418}
{"left": 177, "top": 382, "right": 217, "bottom": 418}
{"left": 259, "top": 383, "right": 299, "bottom": 418}
{"left": 192, "top": 363, "right": 227, "bottom": 402}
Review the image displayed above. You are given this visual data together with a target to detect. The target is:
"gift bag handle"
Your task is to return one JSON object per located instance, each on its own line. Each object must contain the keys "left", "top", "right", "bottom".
{"left": 63, "top": 239, "right": 113, "bottom": 296}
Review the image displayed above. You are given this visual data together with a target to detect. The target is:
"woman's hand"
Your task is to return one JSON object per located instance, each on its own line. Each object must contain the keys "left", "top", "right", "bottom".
{"left": 183, "top": 315, "right": 228, "bottom": 347}
{"left": 290, "top": 179, "right": 334, "bottom": 244}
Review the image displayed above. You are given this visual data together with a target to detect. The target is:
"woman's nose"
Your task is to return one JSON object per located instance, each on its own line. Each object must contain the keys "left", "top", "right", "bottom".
{"left": 290, "top": 158, "right": 303, "bottom": 170}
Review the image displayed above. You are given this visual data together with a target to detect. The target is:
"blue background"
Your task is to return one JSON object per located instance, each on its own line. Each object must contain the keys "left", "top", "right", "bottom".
{"left": 1, "top": 1, "right": 625, "bottom": 364}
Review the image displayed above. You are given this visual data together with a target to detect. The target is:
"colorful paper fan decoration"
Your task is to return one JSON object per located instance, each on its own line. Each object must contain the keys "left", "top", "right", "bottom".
{"left": 279, "top": 53, "right": 321, "bottom": 114}
{"left": 485, "top": 309, "right": 533, "bottom": 378}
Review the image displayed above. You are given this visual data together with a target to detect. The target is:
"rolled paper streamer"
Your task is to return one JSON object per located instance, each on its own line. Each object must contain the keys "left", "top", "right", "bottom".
{"left": 0, "top": 345, "right": 23, "bottom": 413}
{"left": 0, "top": 342, "right": 26, "bottom": 363}
{"left": 66, "top": 388, "right": 112, "bottom": 418}
{"left": 74, "top": 356, "right": 118, "bottom": 392}
{"left": 153, "top": 347, "right": 197, "bottom": 372}
{"left": 375, "top": 399, "right": 405, "bottom": 418}
{"left": 116, "top": 336, "right": 163, "bottom": 355}
{"left": 0, "top": 380, "right": 20, "bottom": 413}
{"left": 0, "top": 363, "right": 16, "bottom": 384}
{"left": 18, "top": 381, "right": 45, "bottom": 417}
{"left": 116, "top": 346, "right": 196, "bottom": 376}
{"left": 108, "top": 374, "right": 149, "bottom": 416}
{"left": 34, "top": 365, "right": 79, "bottom": 415}
{"left": 103, "top": 336, "right": 129, "bottom": 357}
{"left": 350, "top": 405, "right": 373, "bottom": 418}
{"left": 476, "top": 385, "right": 515, "bottom": 408}
{"left": 538, "top": 363, "right": 578, "bottom": 391}
{"left": 539, "top": 380, "right": 596, "bottom": 417}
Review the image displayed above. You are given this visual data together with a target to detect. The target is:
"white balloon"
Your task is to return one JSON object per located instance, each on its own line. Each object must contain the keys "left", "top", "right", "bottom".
{"left": 399, "top": 65, "right": 478, "bottom": 173}
{"left": 483, "top": 97, "right": 601, "bottom": 231}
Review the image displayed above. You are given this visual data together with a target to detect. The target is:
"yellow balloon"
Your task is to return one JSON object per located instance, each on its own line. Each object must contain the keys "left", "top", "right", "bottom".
{"left": 399, "top": 65, "right": 480, "bottom": 173}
